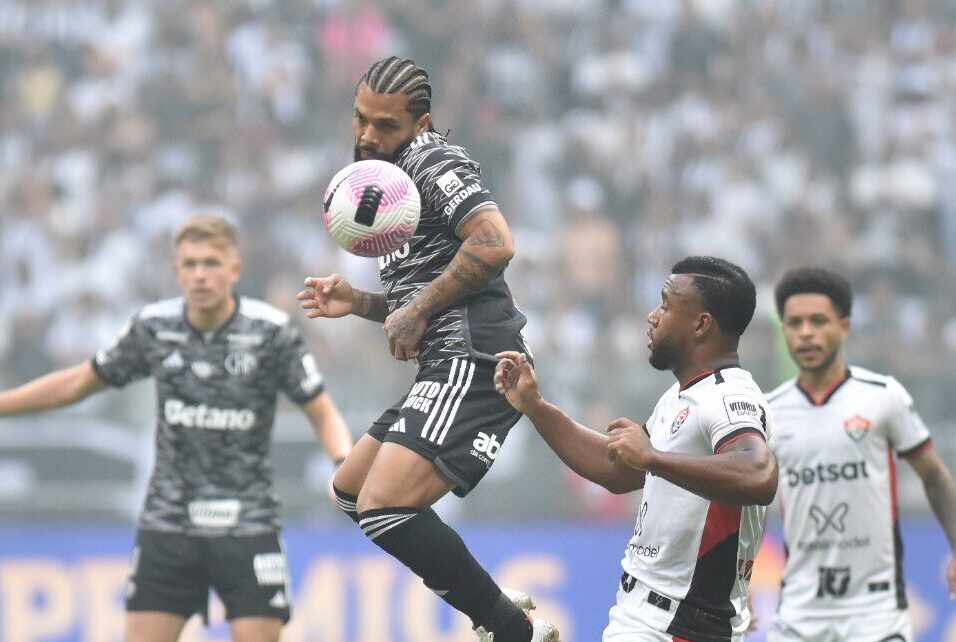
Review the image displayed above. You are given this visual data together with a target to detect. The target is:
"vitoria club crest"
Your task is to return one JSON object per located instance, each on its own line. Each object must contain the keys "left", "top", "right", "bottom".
{"left": 843, "top": 414, "right": 872, "bottom": 442}
{"left": 671, "top": 406, "right": 690, "bottom": 434}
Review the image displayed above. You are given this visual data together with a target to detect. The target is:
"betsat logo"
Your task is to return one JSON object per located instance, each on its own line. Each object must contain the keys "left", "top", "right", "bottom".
{"left": 470, "top": 431, "right": 501, "bottom": 467}
{"left": 164, "top": 398, "right": 256, "bottom": 431}
{"left": 786, "top": 460, "right": 869, "bottom": 487}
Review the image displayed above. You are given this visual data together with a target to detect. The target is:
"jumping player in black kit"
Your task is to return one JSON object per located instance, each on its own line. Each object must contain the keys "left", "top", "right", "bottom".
{"left": 297, "top": 56, "right": 558, "bottom": 642}
{"left": 0, "top": 216, "right": 353, "bottom": 642}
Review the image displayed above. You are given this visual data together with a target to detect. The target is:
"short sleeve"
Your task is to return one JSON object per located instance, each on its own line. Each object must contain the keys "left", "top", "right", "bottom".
{"left": 884, "top": 377, "right": 931, "bottom": 455}
{"left": 409, "top": 146, "right": 495, "bottom": 233}
{"left": 92, "top": 315, "right": 152, "bottom": 387}
{"left": 273, "top": 321, "right": 325, "bottom": 405}
{"left": 708, "top": 391, "right": 770, "bottom": 454}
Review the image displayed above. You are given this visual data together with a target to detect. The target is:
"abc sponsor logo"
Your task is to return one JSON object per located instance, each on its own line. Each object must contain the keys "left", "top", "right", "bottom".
{"left": 470, "top": 431, "right": 501, "bottom": 466}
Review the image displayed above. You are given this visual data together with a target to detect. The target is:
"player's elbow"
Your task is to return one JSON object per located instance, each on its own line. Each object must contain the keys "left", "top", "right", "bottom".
{"left": 750, "top": 451, "right": 779, "bottom": 506}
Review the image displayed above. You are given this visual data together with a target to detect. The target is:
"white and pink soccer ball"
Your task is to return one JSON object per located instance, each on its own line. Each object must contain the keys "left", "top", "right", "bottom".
{"left": 322, "top": 160, "right": 421, "bottom": 257}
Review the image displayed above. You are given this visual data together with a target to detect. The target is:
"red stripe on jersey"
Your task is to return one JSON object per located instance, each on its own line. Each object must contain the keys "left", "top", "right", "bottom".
{"left": 698, "top": 502, "right": 742, "bottom": 559}
{"left": 887, "top": 444, "right": 899, "bottom": 523}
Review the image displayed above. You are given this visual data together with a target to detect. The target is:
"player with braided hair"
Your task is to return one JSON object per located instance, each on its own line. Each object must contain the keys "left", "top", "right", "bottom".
{"left": 298, "top": 56, "right": 557, "bottom": 641}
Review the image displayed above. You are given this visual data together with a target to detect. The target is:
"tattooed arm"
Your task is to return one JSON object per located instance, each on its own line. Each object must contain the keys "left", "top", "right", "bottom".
{"left": 384, "top": 205, "right": 515, "bottom": 360}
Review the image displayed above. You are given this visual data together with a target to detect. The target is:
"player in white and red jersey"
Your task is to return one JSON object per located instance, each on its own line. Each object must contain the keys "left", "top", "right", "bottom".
{"left": 764, "top": 267, "right": 956, "bottom": 642}
{"left": 495, "top": 256, "right": 778, "bottom": 642}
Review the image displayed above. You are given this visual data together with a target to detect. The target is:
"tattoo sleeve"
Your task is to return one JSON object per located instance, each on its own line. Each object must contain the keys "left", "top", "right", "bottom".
{"left": 353, "top": 290, "right": 387, "bottom": 322}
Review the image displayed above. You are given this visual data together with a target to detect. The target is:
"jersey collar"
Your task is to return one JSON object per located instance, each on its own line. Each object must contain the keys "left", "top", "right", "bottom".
{"left": 796, "top": 368, "right": 851, "bottom": 406}
{"left": 679, "top": 364, "right": 740, "bottom": 391}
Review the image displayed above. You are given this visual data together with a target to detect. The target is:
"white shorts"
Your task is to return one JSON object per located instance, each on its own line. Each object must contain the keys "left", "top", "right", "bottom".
{"left": 603, "top": 573, "right": 746, "bottom": 642}
{"left": 768, "top": 608, "right": 912, "bottom": 642}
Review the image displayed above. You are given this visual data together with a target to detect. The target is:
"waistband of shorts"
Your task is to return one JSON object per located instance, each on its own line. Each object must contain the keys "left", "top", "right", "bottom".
{"left": 620, "top": 572, "right": 678, "bottom": 614}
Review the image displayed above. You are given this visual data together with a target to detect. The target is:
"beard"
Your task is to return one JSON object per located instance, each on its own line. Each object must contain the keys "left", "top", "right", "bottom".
{"left": 353, "top": 138, "right": 414, "bottom": 163}
{"left": 648, "top": 335, "right": 682, "bottom": 371}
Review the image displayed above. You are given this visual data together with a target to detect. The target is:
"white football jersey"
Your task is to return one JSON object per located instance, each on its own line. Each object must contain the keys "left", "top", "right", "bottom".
{"left": 767, "top": 366, "right": 931, "bottom": 619}
{"left": 621, "top": 366, "right": 771, "bottom": 639}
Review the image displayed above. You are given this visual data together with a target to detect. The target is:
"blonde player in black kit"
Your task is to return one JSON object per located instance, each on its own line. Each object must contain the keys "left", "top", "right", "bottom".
{"left": 0, "top": 216, "right": 353, "bottom": 642}
{"left": 297, "top": 56, "right": 558, "bottom": 642}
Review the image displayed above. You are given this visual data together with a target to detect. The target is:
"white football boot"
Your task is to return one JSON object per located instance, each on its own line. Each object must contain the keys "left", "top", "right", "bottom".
{"left": 475, "top": 588, "right": 560, "bottom": 641}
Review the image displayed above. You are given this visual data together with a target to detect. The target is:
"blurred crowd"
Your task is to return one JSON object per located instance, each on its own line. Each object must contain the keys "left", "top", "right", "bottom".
{"left": 3, "top": 0, "right": 956, "bottom": 518}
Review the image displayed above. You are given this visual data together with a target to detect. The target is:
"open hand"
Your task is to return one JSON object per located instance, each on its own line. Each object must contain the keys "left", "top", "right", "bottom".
{"left": 297, "top": 274, "right": 355, "bottom": 319}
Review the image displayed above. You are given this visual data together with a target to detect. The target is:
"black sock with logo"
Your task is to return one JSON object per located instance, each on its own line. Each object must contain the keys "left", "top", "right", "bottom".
{"left": 357, "top": 506, "right": 531, "bottom": 641}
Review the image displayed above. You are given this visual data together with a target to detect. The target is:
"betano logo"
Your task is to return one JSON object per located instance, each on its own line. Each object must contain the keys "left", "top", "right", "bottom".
{"left": 164, "top": 399, "right": 256, "bottom": 431}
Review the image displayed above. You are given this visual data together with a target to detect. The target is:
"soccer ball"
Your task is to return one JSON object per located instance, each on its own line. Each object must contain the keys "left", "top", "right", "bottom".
{"left": 322, "top": 160, "right": 421, "bottom": 257}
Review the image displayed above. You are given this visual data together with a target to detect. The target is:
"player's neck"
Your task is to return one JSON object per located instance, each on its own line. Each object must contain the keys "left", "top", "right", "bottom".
{"left": 187, "top": 296, "right": 237, "bottom": 332}
{"left": 797, "top": 357, "right": 848, "bottom": 401}
{"left": 674, "top": 351, "right": 739, "bottom": 388}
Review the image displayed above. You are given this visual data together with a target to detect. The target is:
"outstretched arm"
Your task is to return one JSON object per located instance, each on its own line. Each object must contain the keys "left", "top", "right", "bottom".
{"left": 0, "top": 361, "right": 107, "bottom": 416}
{"left": 495, "top": 351, "right": 646, "bottom": 494}
{"left": 386, "top": 206, "right": 514, "bottom": 360}
{"left": 906, "top": 444, "right": 956, "bottom": 597}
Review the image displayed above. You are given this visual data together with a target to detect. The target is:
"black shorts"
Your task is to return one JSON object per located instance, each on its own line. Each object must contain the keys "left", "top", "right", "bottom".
{"left": 368, "top": 357, "right": 523, "bottom": 497}
{"left": 126, "top": 529, "right": 291, "bottom": 623}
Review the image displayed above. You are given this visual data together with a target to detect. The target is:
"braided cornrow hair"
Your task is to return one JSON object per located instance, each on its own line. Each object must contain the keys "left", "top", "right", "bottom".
{"left": 359, "top": 56, "right": 435, "bottom": 129}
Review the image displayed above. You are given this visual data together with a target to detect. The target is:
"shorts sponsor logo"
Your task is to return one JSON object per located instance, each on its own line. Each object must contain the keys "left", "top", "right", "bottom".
{"left": 389, "top": 418, "right": 406, "bottom": 433}
{"left": 402, "top": 380, "right": 443, "bottom": 414}
{"left": 254, "top": 552, "right": 287, "bottom": 586}
{"left": 164, "top": 399, "right": 256, "bottom": 431}
{"left": 470, "top": 431, "right": 501, "bottom": 466}
{"left": 786, "top": 460, "right": 869, "bottom": 487}
{"left": 188, "top": 499, "right": 241, "bottom": 528}
{"left": 269, "top": 590, "right": 289, "bottom": 608}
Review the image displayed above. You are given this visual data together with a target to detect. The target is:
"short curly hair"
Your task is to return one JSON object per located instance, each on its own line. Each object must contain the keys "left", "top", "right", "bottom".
{"left": 774, "top": 267, "right": 852, "bottom": 318}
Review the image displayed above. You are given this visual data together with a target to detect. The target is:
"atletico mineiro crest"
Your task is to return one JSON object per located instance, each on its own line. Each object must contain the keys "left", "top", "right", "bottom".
{"left": 671, "top": 406, "right": 690, "bottom": 434}
{"left": 843, "top": 414, "right": 872, "bottom": 442}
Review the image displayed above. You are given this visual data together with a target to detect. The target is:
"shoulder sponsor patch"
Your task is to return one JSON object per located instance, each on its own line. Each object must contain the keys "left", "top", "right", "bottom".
{"left": 723, "top": 394, "right": 763, "bottom": 425}
{"left": 436, "top": 170, "right": 465, "bottom": 196}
